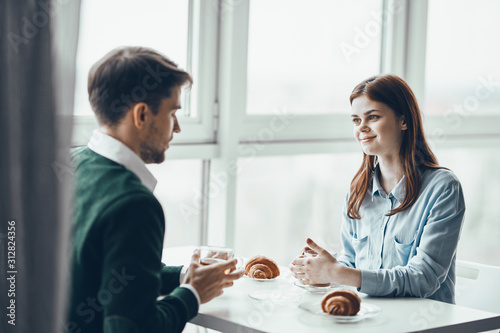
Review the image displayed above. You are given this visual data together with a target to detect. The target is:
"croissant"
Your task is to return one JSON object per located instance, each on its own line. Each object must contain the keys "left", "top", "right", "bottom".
{"left": 321, "top": 290, "right": 361, "bottom": 316}
{"left": 245, "top": 256, "right": 280, "bottom": 279}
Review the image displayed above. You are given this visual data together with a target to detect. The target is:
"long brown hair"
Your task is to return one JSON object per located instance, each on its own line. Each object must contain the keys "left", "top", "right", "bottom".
{"left": 347, "top": 74, "right": 442, "bottom": 219}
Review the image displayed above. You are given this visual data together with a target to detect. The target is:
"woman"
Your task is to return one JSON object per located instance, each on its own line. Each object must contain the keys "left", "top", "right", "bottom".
{"left": 290, "top": 74, "right": 465, "bottom": 303}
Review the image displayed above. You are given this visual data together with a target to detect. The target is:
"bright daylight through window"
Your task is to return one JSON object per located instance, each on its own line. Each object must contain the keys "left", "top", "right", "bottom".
{"left": 73, "top": 0, "right": 189, "bottom": 117}
{"left": 247, "top": 0, "right": 382, "bottom": 115}
{"left": 71, "top": 0, "right": 500, "bottom": 267}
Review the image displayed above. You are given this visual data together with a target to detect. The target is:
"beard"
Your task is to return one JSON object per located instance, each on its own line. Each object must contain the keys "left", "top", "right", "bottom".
{"left": 140, "top": 141, "right": 165, "bottom": 163}
{"left": 140, "top": 123, "right": 166, "bottom": 163}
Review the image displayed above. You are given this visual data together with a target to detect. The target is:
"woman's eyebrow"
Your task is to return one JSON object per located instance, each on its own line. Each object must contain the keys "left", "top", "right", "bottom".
{"left": 351, "top": 109, "right": 379, "bottom": 117}
{"left": 363, "top": 109, "right": 379, "bottom": 115}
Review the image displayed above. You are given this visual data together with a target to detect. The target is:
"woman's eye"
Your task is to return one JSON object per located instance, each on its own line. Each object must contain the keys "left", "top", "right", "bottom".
{"left": 352, "top": 118, "right": 360, "bottom": 124}
{"left": 369, "top": 115, "right": 379, "bottom": 120}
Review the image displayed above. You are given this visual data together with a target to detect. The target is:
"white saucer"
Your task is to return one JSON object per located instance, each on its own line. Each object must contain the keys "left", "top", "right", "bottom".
{"left": 293, "top": 280, "right": 340, "bottom": 294}
{"left": 299, "top": 301, "right": 381, "bottom": 322}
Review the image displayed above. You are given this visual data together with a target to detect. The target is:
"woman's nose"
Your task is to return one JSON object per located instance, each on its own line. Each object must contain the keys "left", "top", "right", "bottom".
{"left": 359, "top": 123, "right": 370, "bottom": 132}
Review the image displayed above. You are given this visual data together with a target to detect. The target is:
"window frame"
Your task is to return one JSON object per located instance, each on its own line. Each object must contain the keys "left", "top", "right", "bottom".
{"left": 71, "top": 0, "right": 219, "bottom": 149}
{"left": 237, "top": 0, "right": 385, "bottom": 143}
{"left": 71, "top": 0, "right": 500, "bottom": 248}
{"left": 211, "top": 0, "right": 500, "bottom": 247}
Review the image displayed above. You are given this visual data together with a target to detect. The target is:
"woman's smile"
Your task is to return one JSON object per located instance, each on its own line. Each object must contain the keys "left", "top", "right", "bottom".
{"left": 359, "top": 136, "right": 376, "bottom": 143}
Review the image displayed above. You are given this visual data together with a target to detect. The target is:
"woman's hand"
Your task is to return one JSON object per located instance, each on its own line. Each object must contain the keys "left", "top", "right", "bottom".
{"left": 289, "top": 238, "right": 341, "bottom": 285}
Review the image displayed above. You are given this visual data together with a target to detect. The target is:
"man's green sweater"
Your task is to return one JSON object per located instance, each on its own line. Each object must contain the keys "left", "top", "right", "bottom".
{"left": 68, "top": 147, "right": 198, "bottom": 333}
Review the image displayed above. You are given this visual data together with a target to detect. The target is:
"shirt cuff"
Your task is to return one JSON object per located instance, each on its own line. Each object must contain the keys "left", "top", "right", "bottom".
{"left": 358, "top": 269, "right": 379, "bottom": 294}
{"left": 180, "top": 284, "right": 201, "bottom": 307}
{"left": 179, "top": 265, "right": 188, "bottom": 284}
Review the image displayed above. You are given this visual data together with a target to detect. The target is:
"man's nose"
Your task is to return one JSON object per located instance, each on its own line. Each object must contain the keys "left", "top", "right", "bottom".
{"left": 173, "top": 118, "right": 181, "bottom": 133}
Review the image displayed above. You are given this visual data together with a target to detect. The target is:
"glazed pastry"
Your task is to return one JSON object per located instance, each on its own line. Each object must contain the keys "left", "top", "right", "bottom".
{"left": 245, "top": 256, "right": 280, "bottom": 279}
{"left": 321, "top": 289, "right": 361, "bottom": 316}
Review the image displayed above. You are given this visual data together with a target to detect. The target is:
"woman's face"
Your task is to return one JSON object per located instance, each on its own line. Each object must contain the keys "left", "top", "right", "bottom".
{"left": 351, "top": 96, "right": 407, "bottom": 160}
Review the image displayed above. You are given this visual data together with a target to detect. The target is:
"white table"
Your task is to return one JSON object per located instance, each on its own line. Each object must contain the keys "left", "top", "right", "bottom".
{"left": 163, "top": 247, "right": 500, "bottom": 333}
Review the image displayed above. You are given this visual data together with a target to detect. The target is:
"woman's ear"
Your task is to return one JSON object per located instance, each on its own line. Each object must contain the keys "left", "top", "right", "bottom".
{"left": 401, "top": 117, "right": 407, "bottom": 131}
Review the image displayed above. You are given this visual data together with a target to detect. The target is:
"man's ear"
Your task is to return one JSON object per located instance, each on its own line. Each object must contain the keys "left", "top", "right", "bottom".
{"left": 131, "top": 103, "right": 148, "bottom": 129}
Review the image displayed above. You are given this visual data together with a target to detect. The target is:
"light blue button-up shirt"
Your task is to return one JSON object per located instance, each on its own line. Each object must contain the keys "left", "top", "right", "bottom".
{"left": 337, "top": 167, "right": 465, "bottom": 303}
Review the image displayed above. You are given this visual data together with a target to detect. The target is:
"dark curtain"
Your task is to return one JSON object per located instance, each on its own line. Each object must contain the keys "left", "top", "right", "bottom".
{"left": 0, "top": 0, "right": 81, "bottom": 332}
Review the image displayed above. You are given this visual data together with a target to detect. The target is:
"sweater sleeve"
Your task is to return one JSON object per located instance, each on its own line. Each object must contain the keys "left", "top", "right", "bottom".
{"left": 160, "top": 264, "right": 182, "bottom": 295}
{"left": 99, "top": 193, "right": 198, "bottom": 333}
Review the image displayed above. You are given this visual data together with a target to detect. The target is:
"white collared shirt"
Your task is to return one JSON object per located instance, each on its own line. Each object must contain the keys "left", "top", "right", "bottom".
{"left": 87, "top": 129, "right": 200, "bottom": 306}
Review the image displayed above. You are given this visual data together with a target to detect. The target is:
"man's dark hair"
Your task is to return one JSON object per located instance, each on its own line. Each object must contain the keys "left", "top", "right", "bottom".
{"left": 88, "top": 46, "right": 193, "bottom": 126}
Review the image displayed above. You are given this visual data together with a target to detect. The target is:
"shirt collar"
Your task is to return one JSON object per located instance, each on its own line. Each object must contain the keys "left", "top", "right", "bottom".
{"left": 391, "top": 176, "right": 406, "bottom": 203}
{"left": 87, "top": 129, "right": 157, "bottom": 192}
{"left": 371, "top": 165, "right": 406, "bottom": 203}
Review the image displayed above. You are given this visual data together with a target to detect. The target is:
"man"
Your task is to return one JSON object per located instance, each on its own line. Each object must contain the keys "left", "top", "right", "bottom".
{"left": 68, "top": 47, "right": 243, "bottom": 333}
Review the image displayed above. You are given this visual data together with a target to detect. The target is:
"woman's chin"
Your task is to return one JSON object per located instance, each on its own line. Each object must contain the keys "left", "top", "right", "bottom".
{"left": 361, "top": 148, "right": 376, "bottom": 156}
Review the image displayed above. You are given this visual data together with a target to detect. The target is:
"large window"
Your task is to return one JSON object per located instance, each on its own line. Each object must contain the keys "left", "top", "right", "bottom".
{"left": 246, "top": 0, "right": 382, "bottom": 115}
{"left": 72, "top": 0, "right": 500, "bottom": 267}
{"left": 74, "top": 0, "right": 189, "bottom": 116}
{"left": 425, "top": 0, "right": 500, "bottom": 116}
{"left": 422, "top": 0, "right": 500, "bottom": 266}
{"left": 73, "top": 0, "right": 217, "bottom": 146}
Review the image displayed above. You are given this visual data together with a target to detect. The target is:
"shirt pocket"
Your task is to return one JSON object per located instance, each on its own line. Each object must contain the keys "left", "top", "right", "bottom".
{"left": 352, "top": 234, "right": 369, "bottom": 269}
{"left": 392, "top": 235, "right": 415, "bottom": 266}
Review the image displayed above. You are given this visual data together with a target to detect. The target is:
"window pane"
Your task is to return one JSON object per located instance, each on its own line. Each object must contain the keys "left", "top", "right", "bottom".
{"left": 246, "top": 0, "right": 382, "bottom": 115}
{"left": 147, "top": 160, "right": 202, "bottom": 248}
{"left": 425, "top": 0, "right": 500, "bottom": 115}
{"left": 235, "top": 154, "right": 362, "bottom": 265}
{"left": 74, "top": 0, "right": 189, "bottom": 116}
{"left": 435, "top": 147, "right": 500, "bottom": 266}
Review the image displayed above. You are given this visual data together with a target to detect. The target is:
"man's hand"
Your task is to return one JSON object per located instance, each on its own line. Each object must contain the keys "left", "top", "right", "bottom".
{"left": 289, "top": 238, "right": 340, "bottom": 285}
{"left": 184, "top": 249, "right": 244, "bottom": 304}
